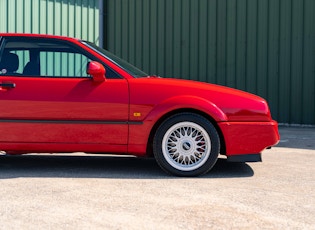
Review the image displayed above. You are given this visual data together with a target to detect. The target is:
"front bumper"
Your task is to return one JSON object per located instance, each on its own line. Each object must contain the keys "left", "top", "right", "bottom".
{"left": 218, "top": 120, "right": 280, "bottom": 156}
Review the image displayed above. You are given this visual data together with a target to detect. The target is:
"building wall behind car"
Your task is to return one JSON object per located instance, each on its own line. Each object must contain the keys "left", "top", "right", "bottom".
{"left": 0, "top": 0, "right": 100, "bottom": 45}
{"left": 0, "top": 0, "right": 314, "bottom": 125}
{"left": 106, "top": 0, "right": 315, "bottom": 126}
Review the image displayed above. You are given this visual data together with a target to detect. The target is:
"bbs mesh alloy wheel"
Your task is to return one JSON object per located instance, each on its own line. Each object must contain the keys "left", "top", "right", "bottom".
{"left": 153, "top": 113, "right": 220, "bottom": 176}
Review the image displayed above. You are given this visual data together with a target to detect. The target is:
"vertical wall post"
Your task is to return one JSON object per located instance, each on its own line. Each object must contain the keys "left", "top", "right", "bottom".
{"left": 99, "top": 0, "right": 108, "bottom": 49}
{"left": 99, "top": 0, "right": 104, "bottom": 48}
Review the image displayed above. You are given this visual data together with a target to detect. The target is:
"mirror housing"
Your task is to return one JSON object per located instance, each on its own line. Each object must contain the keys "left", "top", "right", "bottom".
{"left": 87, "top": 61, "right": 106, "bottom": 82}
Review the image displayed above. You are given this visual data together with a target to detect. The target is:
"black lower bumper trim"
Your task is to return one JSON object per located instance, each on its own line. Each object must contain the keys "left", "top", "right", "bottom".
{"left": 227, "top": 154, "right": 262, "bottom": 162}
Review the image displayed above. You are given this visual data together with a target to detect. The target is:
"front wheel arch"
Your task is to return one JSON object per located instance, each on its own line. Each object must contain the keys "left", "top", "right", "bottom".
{"left": 147, "top": 109, "right": 226, "bottom": 157}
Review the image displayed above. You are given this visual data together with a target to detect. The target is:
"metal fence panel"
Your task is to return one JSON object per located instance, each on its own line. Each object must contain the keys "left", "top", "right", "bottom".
{"left": 0, "top": 0, "right": 100, "bottom": 44}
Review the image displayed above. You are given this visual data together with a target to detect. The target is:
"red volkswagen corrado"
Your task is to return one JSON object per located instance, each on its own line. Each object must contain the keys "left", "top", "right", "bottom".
{"left": 0, "top": 33, "right": 279, "bottom": 176}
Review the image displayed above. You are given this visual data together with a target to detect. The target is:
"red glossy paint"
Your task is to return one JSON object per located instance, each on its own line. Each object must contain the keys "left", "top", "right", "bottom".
{"left": 87, "top": 61, "right": 106, "bottom": 82}
{"left": 126, "top": 77, "right": 279, "bottom": 156}
{"left": 0, "top": 33, "right": 279, "bottom": 166}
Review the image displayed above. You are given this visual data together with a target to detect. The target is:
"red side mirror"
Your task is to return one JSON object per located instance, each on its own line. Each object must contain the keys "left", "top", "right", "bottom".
{"left": 87, "top": 61, "right": 106, "bottom": 82}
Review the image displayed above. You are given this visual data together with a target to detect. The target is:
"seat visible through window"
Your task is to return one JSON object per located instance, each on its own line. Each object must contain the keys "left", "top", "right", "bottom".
{"left": 0, "top": 52, "right": 19, "bottom": 74}
{"left": 23, "top": 61, "right": 40, "bottom": 76}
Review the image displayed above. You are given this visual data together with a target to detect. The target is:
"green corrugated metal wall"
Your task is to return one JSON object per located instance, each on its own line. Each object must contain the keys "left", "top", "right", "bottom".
{"left": 0, "top": 0, "right": 314, "bottom": 125}
{"left": 107, "top": 0, "right": 315, "bottom": 125}
{"left": 0, "top": 0, "right": 100, "bottom": 44}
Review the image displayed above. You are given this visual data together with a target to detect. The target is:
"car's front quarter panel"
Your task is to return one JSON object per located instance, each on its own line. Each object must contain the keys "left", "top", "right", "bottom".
{"left": 127, "top": 77, "right": 279, "bottom": 157}
{"left": 127, "top": 95, "right": 228, "bottom": 155}
{"left": 126, "top": 78, "right": 230, "bottom": 155}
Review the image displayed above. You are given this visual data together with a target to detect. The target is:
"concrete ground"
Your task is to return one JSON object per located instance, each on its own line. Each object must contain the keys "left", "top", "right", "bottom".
{"left": 0, "top": 126, "right": 314, "bottom": 229}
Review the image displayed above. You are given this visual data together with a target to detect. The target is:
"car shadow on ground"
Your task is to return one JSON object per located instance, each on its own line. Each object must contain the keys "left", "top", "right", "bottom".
{"left": 0, "top": 155, "right": 254, "bottom": 179}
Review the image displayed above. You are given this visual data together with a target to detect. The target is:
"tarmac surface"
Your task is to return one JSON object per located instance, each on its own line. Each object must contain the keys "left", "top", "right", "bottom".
{"left": 0, "top": 126, "right": 314, "bottom": 229}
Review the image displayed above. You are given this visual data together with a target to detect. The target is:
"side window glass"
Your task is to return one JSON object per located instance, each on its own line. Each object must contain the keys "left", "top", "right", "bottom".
{"left": 0, "top": 38, "right": 92, "bottom": 78}
{"left": 11, "top": 50, "right": 30, "bottom": 73}
{"left": 40, "top": 51, "right": 90, "bottom": 77}
{"left": 0, "top": 37, "right": 122, "bottom": 79}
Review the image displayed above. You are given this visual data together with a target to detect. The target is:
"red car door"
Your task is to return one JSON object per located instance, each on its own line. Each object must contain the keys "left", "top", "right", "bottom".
{"left": 0, "top": 37, "right": 129, "bottom": 152}
{"left": 0, "top": 77, "right": 129, "bottom": 143}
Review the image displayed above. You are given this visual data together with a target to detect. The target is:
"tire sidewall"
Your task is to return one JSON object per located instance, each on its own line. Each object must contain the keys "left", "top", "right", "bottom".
{"left": 153, "top": 113, "right": 220, "bottom": 177}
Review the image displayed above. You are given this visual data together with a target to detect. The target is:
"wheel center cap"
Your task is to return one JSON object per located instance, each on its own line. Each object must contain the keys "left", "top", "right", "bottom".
{"left": 182, "top": 142, "right": 191, "bottom": 151}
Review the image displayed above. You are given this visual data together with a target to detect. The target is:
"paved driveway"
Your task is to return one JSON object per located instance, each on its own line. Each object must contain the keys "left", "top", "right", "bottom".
{"left": 0, "top": 127, "right": 314, "bottom": 229}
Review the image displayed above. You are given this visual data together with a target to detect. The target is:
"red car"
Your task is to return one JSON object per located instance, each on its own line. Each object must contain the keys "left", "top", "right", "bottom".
{"left": 0, "top": 33, "right": 279, "bottom": 176}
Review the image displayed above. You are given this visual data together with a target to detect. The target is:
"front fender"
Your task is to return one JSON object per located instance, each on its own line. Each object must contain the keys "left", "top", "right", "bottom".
{"left": 127, "top": 95, "right": 227, "bottom": 155}
{"left": 143, "top": 95, "right": 227, "bottom": 123}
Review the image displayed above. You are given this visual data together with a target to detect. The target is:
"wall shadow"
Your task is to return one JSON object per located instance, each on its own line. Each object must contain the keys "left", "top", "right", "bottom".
{"left": 0, "top": 155, "right": 254, "bottom": 179}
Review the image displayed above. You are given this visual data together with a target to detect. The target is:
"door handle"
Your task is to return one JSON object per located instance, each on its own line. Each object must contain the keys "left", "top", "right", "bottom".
{"left": 0, "top": 82, "right": 16, "bottom": 89}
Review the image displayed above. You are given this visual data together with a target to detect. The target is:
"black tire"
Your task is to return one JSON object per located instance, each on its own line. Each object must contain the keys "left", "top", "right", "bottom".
{"left": 153, "top": 112, "right": 220, "bottom": 177}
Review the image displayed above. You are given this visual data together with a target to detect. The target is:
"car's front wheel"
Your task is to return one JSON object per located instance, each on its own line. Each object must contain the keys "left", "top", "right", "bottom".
{"left": 153, "top": 113, "right": 220, "bottom": 176}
